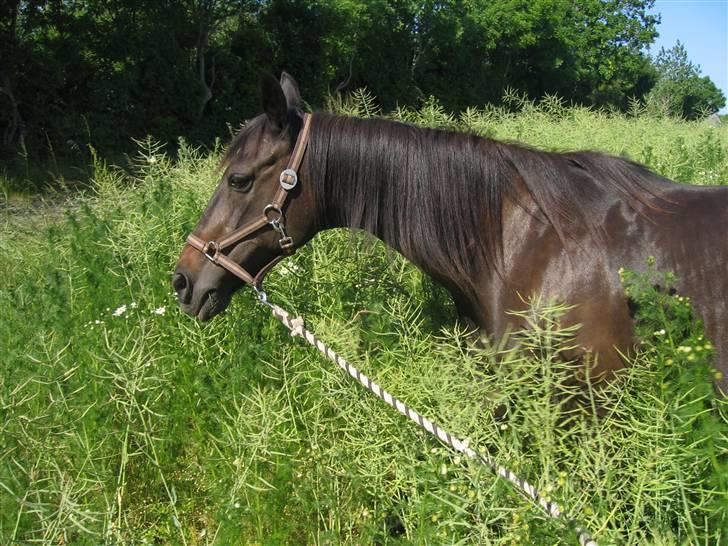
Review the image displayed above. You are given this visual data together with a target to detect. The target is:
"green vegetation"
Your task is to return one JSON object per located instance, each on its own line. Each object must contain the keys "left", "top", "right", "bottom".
{"left": 2, "top": 100, "right": 728, "bottom": 545}
{"left": 3, "top": 0, "right": 725, "bottom": 187}
{"left": 647, "top": 42, "right": 727, "bottom": 120}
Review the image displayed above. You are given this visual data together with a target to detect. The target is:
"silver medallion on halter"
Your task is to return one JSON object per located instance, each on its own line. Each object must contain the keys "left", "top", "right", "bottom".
{"left": 279, "top": 168, "right": 298, "bottom": 190}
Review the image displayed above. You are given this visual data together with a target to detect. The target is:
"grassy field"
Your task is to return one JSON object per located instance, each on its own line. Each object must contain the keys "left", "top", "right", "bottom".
{"left": 2, "top": 97, "right": 727, "bottom": 545}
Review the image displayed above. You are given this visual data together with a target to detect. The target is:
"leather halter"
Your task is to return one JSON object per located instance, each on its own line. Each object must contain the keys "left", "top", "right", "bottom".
{"left": 185, "top": 113, "right": 312, "bottom": 289}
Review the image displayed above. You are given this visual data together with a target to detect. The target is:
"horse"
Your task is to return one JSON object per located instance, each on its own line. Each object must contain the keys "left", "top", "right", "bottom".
{"left": 174, "top": 72, "right": 728, "bottom": 394}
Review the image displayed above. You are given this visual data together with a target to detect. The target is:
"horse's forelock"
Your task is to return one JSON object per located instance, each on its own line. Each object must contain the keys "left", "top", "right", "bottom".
{"left": 219, "top": 116, "right": 266, "bottom": 171}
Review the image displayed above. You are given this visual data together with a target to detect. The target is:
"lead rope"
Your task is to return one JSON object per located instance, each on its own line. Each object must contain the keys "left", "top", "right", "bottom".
{"left": 255, "top": 290, "right": 598, "bottom": 546}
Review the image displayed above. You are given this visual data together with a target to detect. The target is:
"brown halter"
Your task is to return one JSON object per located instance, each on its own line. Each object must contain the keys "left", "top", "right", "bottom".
{"left": 185, "top": 112, "right": 312, "bottom": 290}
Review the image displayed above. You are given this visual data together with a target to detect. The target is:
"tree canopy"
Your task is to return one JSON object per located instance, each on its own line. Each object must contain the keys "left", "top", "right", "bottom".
{"left": 0, "top": 0, "right": 721, "bottom": 165}
{"left": 647, "top": 41, "right": 726, "bottom": 120}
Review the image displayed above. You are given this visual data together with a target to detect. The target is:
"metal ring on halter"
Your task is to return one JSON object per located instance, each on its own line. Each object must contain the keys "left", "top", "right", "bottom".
{"left": 263, "top": 204, "right": 283, "bottom": 223}
{"left": 279, "top": 168, "right": 298, "bottom": 190}
{"left": 202, "top": 241, "right": 219, "bottom": 262}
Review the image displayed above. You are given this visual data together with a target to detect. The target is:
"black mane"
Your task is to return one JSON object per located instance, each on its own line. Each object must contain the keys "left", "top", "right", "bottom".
{"left": 305, "top": 112, "right": 666, "bottom": 288}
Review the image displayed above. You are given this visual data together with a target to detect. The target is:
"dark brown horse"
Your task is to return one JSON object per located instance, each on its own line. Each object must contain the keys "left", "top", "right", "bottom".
{"left": 174, "top": 72, "right": 728, "bottom": 393}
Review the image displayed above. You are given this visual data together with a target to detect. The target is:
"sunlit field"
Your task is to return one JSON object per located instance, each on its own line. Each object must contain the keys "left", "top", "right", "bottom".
{"left": 2, "top": 97, "right": 727, "bottom": 545}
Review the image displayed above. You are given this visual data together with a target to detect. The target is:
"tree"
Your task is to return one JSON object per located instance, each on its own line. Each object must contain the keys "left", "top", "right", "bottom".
{"left": 1, "top": 0, "right": 28, "bottom": 153}
{"left": 0, "top": 0, "right": 667, "bottom": 168}
{"left": 647, "top": 42, "right": 726, "bottom": 119}
{"left": 372, "top": 0, "right": 660, "bottom": 111}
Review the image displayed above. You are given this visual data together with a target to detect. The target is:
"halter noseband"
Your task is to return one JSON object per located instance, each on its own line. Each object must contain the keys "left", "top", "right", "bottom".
{"left": 185, "top": 112, "right": 312, "bottom": 290}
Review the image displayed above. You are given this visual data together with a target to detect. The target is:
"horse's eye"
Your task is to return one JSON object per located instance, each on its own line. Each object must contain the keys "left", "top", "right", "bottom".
{"left": 228, "top": 174, "right": 254, "bottom": 192}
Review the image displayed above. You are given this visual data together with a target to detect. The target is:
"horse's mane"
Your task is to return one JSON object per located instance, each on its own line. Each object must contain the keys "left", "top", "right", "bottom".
{"left": 305, "top": 112, "right": 667, "bottom": 288}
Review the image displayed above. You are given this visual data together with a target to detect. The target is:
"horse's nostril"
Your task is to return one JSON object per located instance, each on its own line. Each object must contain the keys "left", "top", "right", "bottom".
{"left": 172, "top": 272, "right": 188, "bottom": 294}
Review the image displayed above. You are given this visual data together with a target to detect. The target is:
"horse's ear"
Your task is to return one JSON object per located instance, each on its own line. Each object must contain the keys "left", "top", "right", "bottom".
{"left": 280, "top": 72, "right": 302, "bottom": 110}
{"left": 260, "top": 72, "right": 287, "bottom": 129}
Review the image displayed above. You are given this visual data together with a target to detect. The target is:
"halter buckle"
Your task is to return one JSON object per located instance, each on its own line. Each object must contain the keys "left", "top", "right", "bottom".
{"left": 279, "top": 168, "right": 298, "bottom": 190}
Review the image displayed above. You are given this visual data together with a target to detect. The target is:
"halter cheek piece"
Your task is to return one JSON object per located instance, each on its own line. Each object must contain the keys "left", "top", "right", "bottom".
{"left": 185, "top": 113, "right": 312, "bottom": 290}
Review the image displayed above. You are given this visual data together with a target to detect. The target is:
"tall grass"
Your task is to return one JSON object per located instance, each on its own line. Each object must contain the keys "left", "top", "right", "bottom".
{"left": 1, "top": 98, "right": 727, "bottom": 545}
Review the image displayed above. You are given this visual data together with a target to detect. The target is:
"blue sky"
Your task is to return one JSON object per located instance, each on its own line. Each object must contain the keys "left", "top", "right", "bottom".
{"left": 647, "top": 0, "right": 728, "bottom": 113}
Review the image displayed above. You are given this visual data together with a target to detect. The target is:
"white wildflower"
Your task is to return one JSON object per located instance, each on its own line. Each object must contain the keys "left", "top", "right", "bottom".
{"left": 278, "top": 263, "right": 302, "bottom": 276}
{"left": 113, "top": 305, "right": 127, "bottom": 317}
{"left": 130, "top": 302, "right": 138, "bottom": 309}
{"left": 154, "top": 307, "right": 166, "bottom": 315}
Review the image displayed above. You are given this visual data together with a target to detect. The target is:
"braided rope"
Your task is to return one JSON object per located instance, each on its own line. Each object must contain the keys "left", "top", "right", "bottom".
{"left": 266, "top": 302, "right": 597, "bottom": 546}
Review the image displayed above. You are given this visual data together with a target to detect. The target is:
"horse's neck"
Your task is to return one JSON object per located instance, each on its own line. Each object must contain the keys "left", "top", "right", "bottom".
{"left": 310, "top": 114, "right": 511, "bottom": 306}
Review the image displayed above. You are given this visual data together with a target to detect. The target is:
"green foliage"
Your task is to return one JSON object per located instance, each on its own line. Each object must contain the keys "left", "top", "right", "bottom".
{"left": 647, "top": 42, "right": 727, "bottom": 120}
{"left": 2, "top": 0, "right": 667, "bottom": 181}
{"left": 620, "top": 262, "right": 728, "bottom": 536}
{"left": 2, "top": 105, "right": 728, "bottom": 544}
{"left": 326, "top": 88, "right": 382, "bottom": 119}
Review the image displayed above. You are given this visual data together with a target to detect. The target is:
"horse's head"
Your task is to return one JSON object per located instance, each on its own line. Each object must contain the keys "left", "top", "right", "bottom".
{"left": 173, "top": 72, "right": 317, "bottom": 320}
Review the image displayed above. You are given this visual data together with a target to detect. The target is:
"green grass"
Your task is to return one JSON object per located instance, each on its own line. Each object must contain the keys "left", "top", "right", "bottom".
{"left": 1, "top": 99, "right": 727, "bottom": 545}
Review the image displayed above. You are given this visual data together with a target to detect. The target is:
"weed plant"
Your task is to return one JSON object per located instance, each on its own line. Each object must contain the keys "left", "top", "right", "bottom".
{"left": 1, "top": 97, "right": 727, "bottom": 545}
